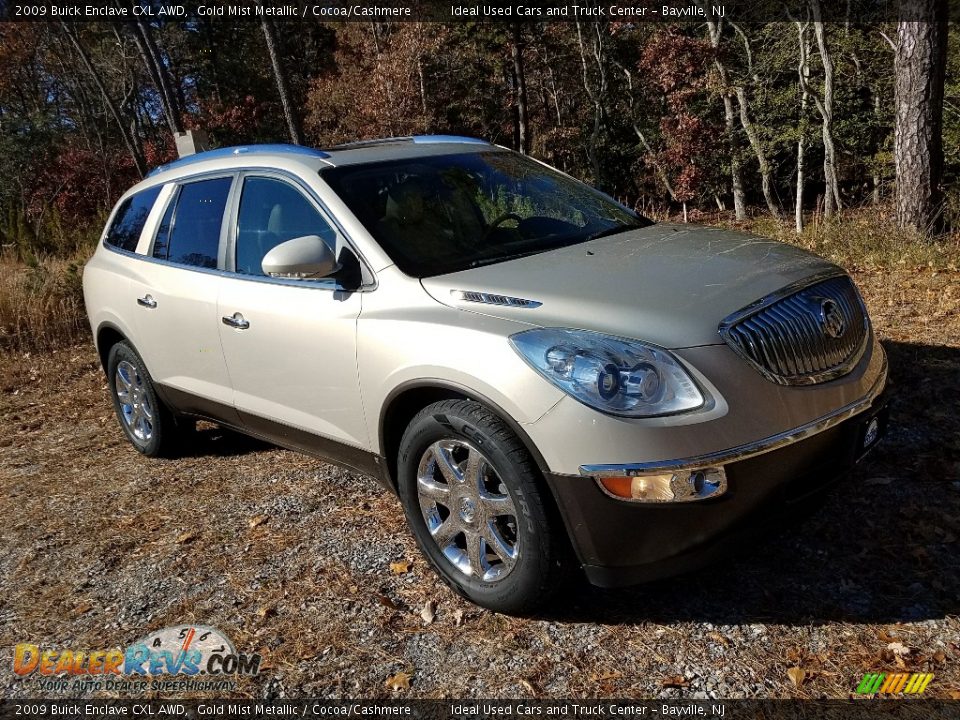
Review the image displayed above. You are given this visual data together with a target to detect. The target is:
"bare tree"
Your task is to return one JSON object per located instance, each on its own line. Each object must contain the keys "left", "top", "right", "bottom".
{"left": 704, "top": 17, "right": 746, "bottom": 220}
{"left": 894, "top": 0, "right": 948, "bottom": 232}
{"left": 575, "top": 21, "right": 608, "bottom": 184}
{"left": 616, "top": 62, "right": 677, "bottom": 204}
{"left": 795, "top": 17, "right": 812, "bottom": 232}
{"left": 129, "top": 17, "right": 183, "bottom": 136}
{"left": 259, "top": 14, "right": 304, "bottom": 145}
{"left": 60, "top": 24, "right": 145, "bottom": 178}
{"left": 511, "top": 23, "right": 530, "bottom": 155}
{"left": 810, "top": 0, "right": 841, "bottom": 218}
{"left": 726, "top": 22, "right": 781, "bottom": 218}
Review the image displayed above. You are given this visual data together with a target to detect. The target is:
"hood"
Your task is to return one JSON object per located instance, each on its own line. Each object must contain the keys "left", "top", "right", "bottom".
{"left": 420, "top": 223, "right": 839, "bottom": 349}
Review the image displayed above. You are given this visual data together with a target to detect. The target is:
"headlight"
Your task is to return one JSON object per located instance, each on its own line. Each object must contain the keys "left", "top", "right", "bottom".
{"left": 509, "top": 328, "right": 705, "bottom": 417}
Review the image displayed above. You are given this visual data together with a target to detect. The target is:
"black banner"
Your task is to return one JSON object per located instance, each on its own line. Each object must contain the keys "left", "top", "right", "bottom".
{"left": 1, "top": 700, "right": 959, "bottom": 720}
{"left": 1, "top": 0, "right": 959, "bottom": 24}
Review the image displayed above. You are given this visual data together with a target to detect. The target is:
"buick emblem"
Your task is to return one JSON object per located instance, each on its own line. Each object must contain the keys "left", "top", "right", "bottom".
{"left": 819, "top": 299, "right": 846, "bottom": 339}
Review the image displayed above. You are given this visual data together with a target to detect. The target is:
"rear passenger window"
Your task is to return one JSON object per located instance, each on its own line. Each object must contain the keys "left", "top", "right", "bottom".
{"left": 105, "top": 186, "right": 162, "bottom": 252}
{"left": 158, "top": 177, "right": 232, "bottom": 269}
{"left": 235, "top": 177, "right": 337, "bottom": 275}
{"left": 151, "top": 188, "right": 178, "bottom": 261}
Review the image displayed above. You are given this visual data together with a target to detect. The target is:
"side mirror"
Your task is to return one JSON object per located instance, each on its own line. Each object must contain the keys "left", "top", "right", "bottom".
{"left": 261, "top": 235, "right": 340, "bottom": 279}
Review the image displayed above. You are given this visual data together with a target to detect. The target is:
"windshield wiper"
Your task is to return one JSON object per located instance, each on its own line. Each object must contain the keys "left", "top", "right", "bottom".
{"left": 586, "top": 224, "right": 644, "bottom": 242}
{"left": 467, "top": 248, "right": 547, "bottom": 269}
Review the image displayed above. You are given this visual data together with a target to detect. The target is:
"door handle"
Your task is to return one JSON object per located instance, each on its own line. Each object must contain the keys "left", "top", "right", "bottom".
{"left": 222, "top": 312, "right": 250, "bottom": 330}
{"left": 137, "top": 294, "right": 157, "bottom": 308}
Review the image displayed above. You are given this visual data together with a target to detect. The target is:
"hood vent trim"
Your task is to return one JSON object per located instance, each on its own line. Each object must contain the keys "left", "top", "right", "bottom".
{"left": 451, "top": 290, "right": 542, "bottom": 309}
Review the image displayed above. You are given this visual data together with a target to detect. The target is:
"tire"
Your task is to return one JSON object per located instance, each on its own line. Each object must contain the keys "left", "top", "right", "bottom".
{"left": 397, "top": 399, "right": 572, "bottom": 614}
{"left": 106, "top": 341, "right": 181, "bottom": 458}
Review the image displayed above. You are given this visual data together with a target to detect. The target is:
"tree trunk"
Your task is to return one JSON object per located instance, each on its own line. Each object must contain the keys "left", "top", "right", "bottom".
{"left": 61, "top": 24, "right": 146, "bottom": 178}
{"left": 129, "top": 18, "right": 183, "bottom": 136}
{"left": 735, "top": 86, "right": 781, "bottom": 218}
{"left": 511, "top": 23, "right": 530, "bottom": 155}
{"left": 260, "top": 15, "right": 303, "bottom": 145}
{"left": 872, "top": 91, "right": 882, "bottom": 205}
{"left": 796, "top": 19, "right": 811, "bottom": 233}
{"left": 575, "top": 22, "right": 607, "bottom": 185}
{"left": 811, "top": 1, "right": 841, "bottom": 218}
{"left": 895, "top": 0, "right": 948, "bottom": 233}
{"left": 704, "top": 18, "right": 746, "bottom": 220}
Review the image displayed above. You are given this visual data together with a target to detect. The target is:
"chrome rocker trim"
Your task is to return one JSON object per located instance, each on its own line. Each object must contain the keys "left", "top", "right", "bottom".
{"left": 580, "top": 353, "right": 888, "bottom": 478}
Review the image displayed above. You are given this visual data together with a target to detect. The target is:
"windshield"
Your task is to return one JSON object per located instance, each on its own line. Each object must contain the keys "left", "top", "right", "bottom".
{"left": 321, "top": 150, "right": 652, "bottom": 277}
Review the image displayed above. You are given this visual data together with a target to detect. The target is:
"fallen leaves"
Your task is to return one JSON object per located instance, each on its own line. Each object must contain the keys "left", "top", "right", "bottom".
{"left": 887, "top": 641, "right": 911, "bottom": 657}
{"left": 519, "top": 678, "right": 538, "bottom": 694}
{"left": 420, "top": 600, "right": 436, "bottom": 625}
{"left": 385, "top": 671, "right": 411, "bottom": 691}
{"left": 389, "top": 559, "right": 412, "bottom": 574}
{"left": 877, "top": 629, "right": 899, "bottom": 643}
{"left": 787, "top": 667, "right": 806, "bottom": 688}
{"left": 376, "top": 593, "right": 399, "bottom": 611}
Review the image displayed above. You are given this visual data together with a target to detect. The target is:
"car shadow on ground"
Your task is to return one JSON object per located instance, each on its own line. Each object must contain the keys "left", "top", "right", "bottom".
{"left": 178, "top": 423, "right": 274, "bottom": 458}
{"left": 546, "top": 340, "right": 960, "bottom": 626}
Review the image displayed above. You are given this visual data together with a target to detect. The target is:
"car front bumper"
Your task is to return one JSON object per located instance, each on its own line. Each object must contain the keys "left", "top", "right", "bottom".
{"left": 544, "top": 374, "right": 891, "bottom": 588}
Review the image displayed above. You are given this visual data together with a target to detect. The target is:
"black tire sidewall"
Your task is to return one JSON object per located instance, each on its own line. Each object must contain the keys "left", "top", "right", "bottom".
{"left": 107, "top": 342, "right": 166, "bottom": 457}
{"left": 398, "top": 401, "right": 556, "bottom": 614}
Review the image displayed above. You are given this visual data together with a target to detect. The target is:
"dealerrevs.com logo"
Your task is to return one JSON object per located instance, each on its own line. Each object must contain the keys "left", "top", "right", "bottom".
{"left": 13, "top": 625, "right": 261, "bottom": 693}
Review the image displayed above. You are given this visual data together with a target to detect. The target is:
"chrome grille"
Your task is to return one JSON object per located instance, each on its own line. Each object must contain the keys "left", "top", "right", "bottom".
{"left": 719, "top": 273, "right": 869, "bottom": 386}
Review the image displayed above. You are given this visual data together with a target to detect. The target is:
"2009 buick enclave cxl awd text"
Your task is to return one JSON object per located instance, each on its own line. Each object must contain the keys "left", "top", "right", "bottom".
{"left": 83, "top": 136, "right": 890, "bottom": 614}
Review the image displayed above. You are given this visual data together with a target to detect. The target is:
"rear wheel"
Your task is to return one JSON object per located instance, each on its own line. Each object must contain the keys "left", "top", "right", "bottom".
{"left": 397, "top": 399, "right": 571, "bottom": 614}
{"left": 106, "top": 341, "right": 182, "bottom": 458}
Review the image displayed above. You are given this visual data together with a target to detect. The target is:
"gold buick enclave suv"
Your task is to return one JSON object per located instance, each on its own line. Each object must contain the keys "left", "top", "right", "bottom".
{"left": 84, "top": 136, "right": 889, "bottom": 613}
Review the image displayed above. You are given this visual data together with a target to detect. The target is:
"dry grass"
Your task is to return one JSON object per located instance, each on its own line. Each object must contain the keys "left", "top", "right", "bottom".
{"left": 695, "top": 205, "right": 960, "bottom": 272}
{"left": 0, "top": 254, "right": 89, "bottom": 352}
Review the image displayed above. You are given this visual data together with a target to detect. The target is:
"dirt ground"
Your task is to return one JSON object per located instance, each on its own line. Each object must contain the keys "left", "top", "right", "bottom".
{"left": 0, "top": 268, "right": 958, "bottom": 700}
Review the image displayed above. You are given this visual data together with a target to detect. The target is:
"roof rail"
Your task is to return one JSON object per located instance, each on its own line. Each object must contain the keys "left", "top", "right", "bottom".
{"left": 411, "top": 135, "right": 489, "bottom": 145}
{"left": 327, "top": 135, "right": 490, "bottom": 150}
{"left": 147, "top": 144, "right": 331, "bottom": 177}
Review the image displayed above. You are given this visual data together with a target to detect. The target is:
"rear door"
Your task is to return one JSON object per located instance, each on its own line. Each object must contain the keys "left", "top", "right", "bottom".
{"left": 129, "top": 174, "right": 240, "bottom": 423}
{"left": 216, "top": 172, "right": 369, "bottom": 452}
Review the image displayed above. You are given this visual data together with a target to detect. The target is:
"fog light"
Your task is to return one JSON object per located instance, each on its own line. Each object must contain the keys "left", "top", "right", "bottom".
{"left": 598, "top": 467, "right": 727, "bottom": 503}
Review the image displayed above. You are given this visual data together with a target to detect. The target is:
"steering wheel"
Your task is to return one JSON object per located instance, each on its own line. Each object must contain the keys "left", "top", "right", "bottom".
{"left": 485, "top": 213, "right": 524, "bottom": 239}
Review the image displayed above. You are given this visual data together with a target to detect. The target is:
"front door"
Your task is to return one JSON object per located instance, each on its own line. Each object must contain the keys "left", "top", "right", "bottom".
{"left": 216, "top": 174, "right": 369, "bottom": 454}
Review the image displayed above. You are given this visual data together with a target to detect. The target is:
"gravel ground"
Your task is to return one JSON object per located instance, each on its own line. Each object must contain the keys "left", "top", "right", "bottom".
{"left": 0, "top": 268, "right": 958, "bottom": 700}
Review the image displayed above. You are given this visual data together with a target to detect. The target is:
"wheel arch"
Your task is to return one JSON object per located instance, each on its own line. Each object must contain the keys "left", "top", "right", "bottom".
{"left": 95, "top": 321, "right": 130, "bottom": 374}
{"left": 378, "top": 379, "right": 553, "bottom": 494}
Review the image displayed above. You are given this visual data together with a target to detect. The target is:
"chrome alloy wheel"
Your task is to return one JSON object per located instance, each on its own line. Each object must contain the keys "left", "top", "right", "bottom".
{"left": 115, "top": 360, "right": 154, "bottom": 442}
{"left": 416, "top": 439, "right": 520, "bottom": 582}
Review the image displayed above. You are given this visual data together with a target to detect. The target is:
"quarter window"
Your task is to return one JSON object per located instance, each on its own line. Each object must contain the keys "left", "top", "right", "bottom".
{"left": 235, "top": 177, "right": 337, "bottom": 276}
{"left": 158, "top": 177, "right": 232, "bottom": 269}
{"left": 105, "top": 186, "right": 162, "bottom": 252}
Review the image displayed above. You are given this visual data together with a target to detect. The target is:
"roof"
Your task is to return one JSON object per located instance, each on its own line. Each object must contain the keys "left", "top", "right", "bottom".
{"left": 147, "top": 135, "right": 496, "bottom": 177}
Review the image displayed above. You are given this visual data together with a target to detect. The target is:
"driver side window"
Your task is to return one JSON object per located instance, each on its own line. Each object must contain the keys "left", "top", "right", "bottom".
{"left": 235, "top": 177, "right": 337, "bottom": 276}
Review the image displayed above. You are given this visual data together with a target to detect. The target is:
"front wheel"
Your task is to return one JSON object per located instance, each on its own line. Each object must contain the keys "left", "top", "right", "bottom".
{"left": 397, "top": 399, "right": 572, "bottom": 614}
